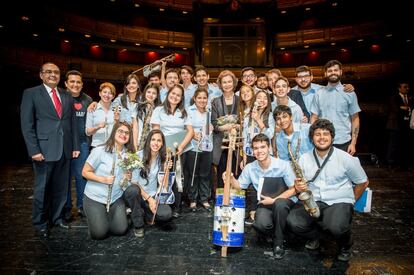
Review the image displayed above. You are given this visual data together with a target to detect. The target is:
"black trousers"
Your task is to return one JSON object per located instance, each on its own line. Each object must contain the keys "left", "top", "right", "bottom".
{"left": 333, "top": 140, "right": 350, "bottom": 153}
{"left": 83, "top": 195, "right": 128, "bottom": 240}
{"left": 123, "top": 184, "right": 172, "bottom": 228}
{"left": 253, "top": 198, "right": 294, "bottom": 246}
{"left": 287, "top": 201, "right": 354, "bottom": 249}
{"left": 245, "top": 155, "right": 257, "bottom": 212}
{"left": 186, "top": 151, "right": 212, "bottom": 204}
{"left": 32, "top": 154, "right": 70, "bottom": 230}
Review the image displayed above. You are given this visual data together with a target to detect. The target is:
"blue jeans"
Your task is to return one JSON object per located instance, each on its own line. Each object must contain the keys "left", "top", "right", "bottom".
{"left": 66, "top": 142, "right": 89, "bottom": 210}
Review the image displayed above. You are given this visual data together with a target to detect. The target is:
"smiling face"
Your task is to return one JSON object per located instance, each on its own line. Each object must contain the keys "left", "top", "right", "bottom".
{"left": 275, "top": 112, "right": 292, "bottom": 131}
{"left": 240, "top": 86, "right": 254, "bottom": 103}
{"left": 241, "top": 70, "right": 256, "bottom": 86}
{"left": 255, "top": 91, "right": 268, "bottom": 109}
{"left": 221, "top": 75, "right": 235, "bottom": 94}
{"left": 150, "top": 133, "right": 163, "bottom": 153}
{"left": 65, "top": 74, "right": 83, "bottom": 96}
{"left": 126, "top": 77, "right": 140, "bottom": 94}
{"left": 99, "top": 87, "right": 115, "bottom": 103}
{"left": 252, "top": 140, "right": 270, "bottom": 162}
{"left": 312, "top": 128, "right": 333, "bottom": 152}
{"left": 40, "top": 63, "right": 60, "bottom": 88}
{"left": 274, "top": 79, "right": 290, "bottom": 98}
{"left": 166, "top": 71, "right": 180, "bottom": 88}
{"left": 194, "top": 91, "right": 208, "bottom": 110}
{"left": 180, "top": 68, "right": 193, "bottom": 85}
{"left": 325, "top": 64, "right": 342, "bottom": 84}
{"left": 145, "top": 87, "right": 158, "bottom": 103}
{"left": 195, "top": 70, "right": 209, "bottom": 87}
{"left": 295, "top": 72, "right": 313, "bottom": 89}
{"left": 167, "top": 86, "right": 183, "bottom": 106}
{"left": 115, "top": 125, "right": 130, "bottom": 144}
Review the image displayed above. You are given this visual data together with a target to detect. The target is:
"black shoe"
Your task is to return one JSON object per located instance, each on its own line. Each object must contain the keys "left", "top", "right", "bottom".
{"left": 134, "top": 227, "right": 145, "bottom": 238}
{"left": 245, "top": 216, "right": 254, "bottom": 226}
{"left": 64, "top": 209, "right": 73, "bottom": 222}
{"left": 305, "top": 239, "right": 320, "bottom": 250}
{"left": 202, "top": 202, "right": 212, "bottom": 212}
{"left": 337, "top": 247, "right": 352, "bottom": 261}
{"left": 273, "top": 245, "right": 285, "bottom": 259}
{"left": 35, "top": 228, "right": 49, "bottom": 238}
{"left": 55, "top": 222, "right": 71, "bottom": 229}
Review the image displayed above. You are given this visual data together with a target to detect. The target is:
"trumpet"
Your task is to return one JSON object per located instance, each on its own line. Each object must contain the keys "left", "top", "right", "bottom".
{"left": 132, "top": 54, "right": 176, "bottom": 77}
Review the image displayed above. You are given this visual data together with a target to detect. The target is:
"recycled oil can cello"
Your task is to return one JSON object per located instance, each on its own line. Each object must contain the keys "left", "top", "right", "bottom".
{"left": 212, "top": 129, "right": 245, "bottom": 257}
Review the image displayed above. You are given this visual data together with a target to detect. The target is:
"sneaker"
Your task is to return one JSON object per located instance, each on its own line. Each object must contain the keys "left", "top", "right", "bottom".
{"left": 189, "top": 203, "right": 197, "bottom": 212}
{"left": 305, "top": 239, "right": 320, "bottom": 250}
{"left": 245, "top": 216, "right": 254, "bottom": 226}
{"left": 337, "top": 247, "right": 352, "bottom": 261}
{"left": 273, "top": 245, "right": 285, "bottom": 259}
{"left": 134, "top": 227, "right": 145, "bottom": 238}
{"left": 172, "top": 210, "right": 180, "bottom": 218}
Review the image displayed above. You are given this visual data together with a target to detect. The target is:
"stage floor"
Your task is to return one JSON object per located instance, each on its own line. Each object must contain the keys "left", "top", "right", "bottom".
{"left": 1, "top": 164, "right": 413, "bottom": 274}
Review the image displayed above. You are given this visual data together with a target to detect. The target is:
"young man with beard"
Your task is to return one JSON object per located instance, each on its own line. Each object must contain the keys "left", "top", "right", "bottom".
{"left": 224, "top": 134, "right": 297, "bottom": 259}
{"left": 287, "top": 119, "right": 369, "bottom": 261}
{"left": 310, "top": 60, "right": 361, "bottom": 155}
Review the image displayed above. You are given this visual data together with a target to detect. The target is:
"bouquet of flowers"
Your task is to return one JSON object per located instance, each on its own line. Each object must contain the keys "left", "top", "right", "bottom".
{"left": 118, "top": 151, "right": 144, "bottom": 189}
{"left": 217, "top": 114, "right": 238, "bottom": 126}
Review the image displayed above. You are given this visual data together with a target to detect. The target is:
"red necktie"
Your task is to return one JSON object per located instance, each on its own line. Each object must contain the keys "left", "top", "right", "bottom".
{"left": 51, "top": 88, "right": 62, "bottom": 118}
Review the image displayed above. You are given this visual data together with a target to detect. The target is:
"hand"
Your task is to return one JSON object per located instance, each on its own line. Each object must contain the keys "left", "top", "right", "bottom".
{"left": 72, "top": 151, "right": 80, "bottom": 158}
{"left": 164, "top": 160, "right": 173, "bottom": 171}
{"left": 102, "top": 175, "right": 115, "bottom": 185}
{"left": 259, "top": 195, "right": 275, "bottom": 205}
{"left": 347, "top": 143, "right": 356, "bottom": 156}
{"left": 194, "top": 132, "right": 202, "bottom": 142}
{"left": 176, "top": 145, "right": 184, "bottom": 156}
{"left": 97, "top": 122, "right": 106, "bottom": 129}
{"left": 114, "top": 110, "right": 120, "bottom": 121}
{"left": 32, "top": 153, "right": 45, "bottom": 162}
{"left": 123, "top": 172, "right": 132, "bottom": 182}
{"left": 239, "top": 160, "right": 245, "bottom": 170}
{"left": 294, "top": 178, "right": 307, "bottom": 193}
{"left": 148, "top": 197, "right": 157, "bottom": 214}
{"left": 222, "top": 172, "right": 233, "bottom": 184}
{"left": 343, "top": 84, "right": 355, "bottom": 93}
{"left": 251, "top": 109, "right": 259, "bottom": 122}
{"left": 301, "top": 115, "right": 309, "bottom": 123}
{"left": 87, "top": 102, "right": 97, "bottom": 113}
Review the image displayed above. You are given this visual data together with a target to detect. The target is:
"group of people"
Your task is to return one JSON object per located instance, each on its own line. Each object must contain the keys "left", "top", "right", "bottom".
{"left": 21, "top": 58, "right": 389, "bottom": 262}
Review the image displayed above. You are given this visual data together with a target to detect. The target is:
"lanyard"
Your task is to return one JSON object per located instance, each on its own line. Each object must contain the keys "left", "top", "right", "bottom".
{"left": 309, "top": 146, "right": 334, "bottom": 183}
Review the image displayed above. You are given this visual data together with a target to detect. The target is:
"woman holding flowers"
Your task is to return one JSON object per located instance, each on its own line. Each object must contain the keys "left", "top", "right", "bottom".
{"left": 82, "top": 121, "right": 135, "bottom": 240}
{"left": 124, "top": 129, "right": 173, "bottom": 237}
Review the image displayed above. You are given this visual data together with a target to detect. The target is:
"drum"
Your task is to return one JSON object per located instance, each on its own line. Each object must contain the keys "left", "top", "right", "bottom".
{"left": 212, "top": 188, "right": 245, "bottom": 247}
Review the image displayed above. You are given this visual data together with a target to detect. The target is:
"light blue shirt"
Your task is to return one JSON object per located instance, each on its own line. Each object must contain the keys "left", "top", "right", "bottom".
{"left": 113, "top": 96, "right": 137, "bottom": 124}
{"left": 185, "top": 84, "right": 223, "bottom": 109}
{"left": 242, "top": 114, "right": 275, "bottom": 156}
{"left": 160, "top": 87, "right": 169, "bottom": 103}
{"left": 298, "top": 147, "right": 368, "bottom": 205}
{"left": 84, "top": 146, "right": 126, "bottom": 204}
{"left": 276, "top": 123, "right": 314, "bottom": 161}
{"left": 187, "top": 108, "right": 212, "bottom": 152}
{"left": 272, "top": 97, "right": 304, "bottom": 124}
{"left": 292, "top": 83, "right": 323, "bottom": 112}
{"left": 310, "top": 82, "right": 361, "bottom": 144}
{"left": 183, "top": 83, "right": 198, "bottom": 108}
{"left": 150, "top": 106, "right": 191, "bottom": 136}
{"left": 85, "top": 102, "right": 116, "bottom": 147}
{"left": 131, "top": 151, "right": 161, "bottom": 197}
{"left": 238, "top": 156, "right": 297, "bottom": 202}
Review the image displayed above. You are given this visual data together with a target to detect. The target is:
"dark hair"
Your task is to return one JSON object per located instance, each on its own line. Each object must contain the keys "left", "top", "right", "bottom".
{"left": 295, "top": 65, "right": 312, "bottom": 76}
{"left": 121, "top": 74, "right": 141, "bottom": 109}
{"left": 165, "top": 68, "right": 179, "bottom": 78}
{"left": 309, "top": 119, "right": 335, "bottom": 141}
{"left": 256, "top": 72, "right": 266, "bottom": 79}
{"left": 273, "top": 105, "right": 292, "bottom": 119}
{"left": 163, "top": 84, "right": 187, "bottom": 118}
{"left": 241, "top": 67, "right": 255, "bottom": 77}
{"left": 190, "top": 87, "right": 209, "bottom": 106}
{"left": 252, "top": 133, "right": 270, "bottom": 147}
{"left": 249, "top": 90, "right": 272, "bottom": 128}
{"left": 137, "top": 83, "right": 161, "bottom": 120}
{"left": 180, "top": 65, "right": 194, "bottom": 76}
{"left": 139, "top": 129, "right": 166, "bottom": 184}
{"left": 324, "top": 60, "right": 342, "bottom": 72}
{"left": 147, "top": 71, "right": 160, "bottom": 79}
{"left": 104, "top": 121, "right": 135, "bottom": 153}
{"left": 65, "top": 70, "right": 82, "bottom": 80}
{"left": 194, "top": 65, "right": 208, "bottom": 76}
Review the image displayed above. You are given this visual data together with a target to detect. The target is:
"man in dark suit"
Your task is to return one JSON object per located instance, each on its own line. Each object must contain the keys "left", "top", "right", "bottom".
{"left": 386, "top": 81, "right": 413, "bottom": 170}
{"left": 20, "top": 62, "right": 80, "bottom": 236}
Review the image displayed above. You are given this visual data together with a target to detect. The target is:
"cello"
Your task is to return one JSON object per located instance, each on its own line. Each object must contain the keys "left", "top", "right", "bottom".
{"left": 212, "top": 129, "right": 245, "bottom": 257}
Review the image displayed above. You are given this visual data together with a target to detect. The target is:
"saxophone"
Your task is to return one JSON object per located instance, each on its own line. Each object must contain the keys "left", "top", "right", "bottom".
{"left": 137, "top": 101, "right": 154, "bottom": 151}
{"left": 287, "top": 141, "right": 320, "bottom": 218}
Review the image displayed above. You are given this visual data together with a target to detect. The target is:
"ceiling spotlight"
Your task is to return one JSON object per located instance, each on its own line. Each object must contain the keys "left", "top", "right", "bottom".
{"left": 160, "top": 45, "right": 164, "bottom": 48}
{"left": 280, "top": 47, "right": 285, "bottom": 50}
{"left": 304, "top": 45, "right": 309, "bottom": 48}
{"left": 32, "top": 33, "right": 39, "bottom": 37}
{"left": 183, "top": 47, "right": 187, "bottom": 50}
{"left": 386, "top": 34, "right": 393, "bottom": 37}
{"left": 331, "top": 42, "right": 336, "bottom": 46}
{"left": 281, "top": 10, "right": 286, "bottom": 14}
{"left": 357, "top": 39, "right": 364, "bottom": 42}
{"left": 305, "top": 7, "right": 311, "bottom": 11}
{"left": 64, "top": 40, "right": 70, "bottom": 43}
{"left": 85, "top": 34, "right": 91, "bottom": 38}
{"left": 159, "top": 8, "right": 165, "bottom": 12}
{"left": 58, "top": 28, "right": 65, "bottom": 32}
{"left": 332, "top": 2, "right": 338, "bottom": 7}
{"left": 134, "top": 3, "right": 140, "bottom": 7}
{"left": 135, "top": 43, "right": 141, "bottom": 46}
{"left": 183, "top": 11, "right": 188, "bottom": 14}
{"left": 21, "top": 16, "right": 30, "bottom": 21}
{"left": 110, "top": 39, "right": 116, "bottom": 42}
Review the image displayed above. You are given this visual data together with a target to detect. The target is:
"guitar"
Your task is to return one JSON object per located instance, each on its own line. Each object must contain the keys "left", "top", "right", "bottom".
{"left": 199, "top": 109, "right": 213, "bottom": 152}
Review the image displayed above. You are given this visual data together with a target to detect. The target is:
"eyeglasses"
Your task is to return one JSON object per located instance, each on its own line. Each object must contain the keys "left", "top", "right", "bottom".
{"left": 242, "top": 74, "right": 256, "bottom": 79}
{"left": 296, "top": 74, "right": 311, "bottom": 79}
{"left": 117, "top": 129, "right": 130, "bottom": 136}
{"left": 42, "top": 70, "right": 60, "bottom": 75}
